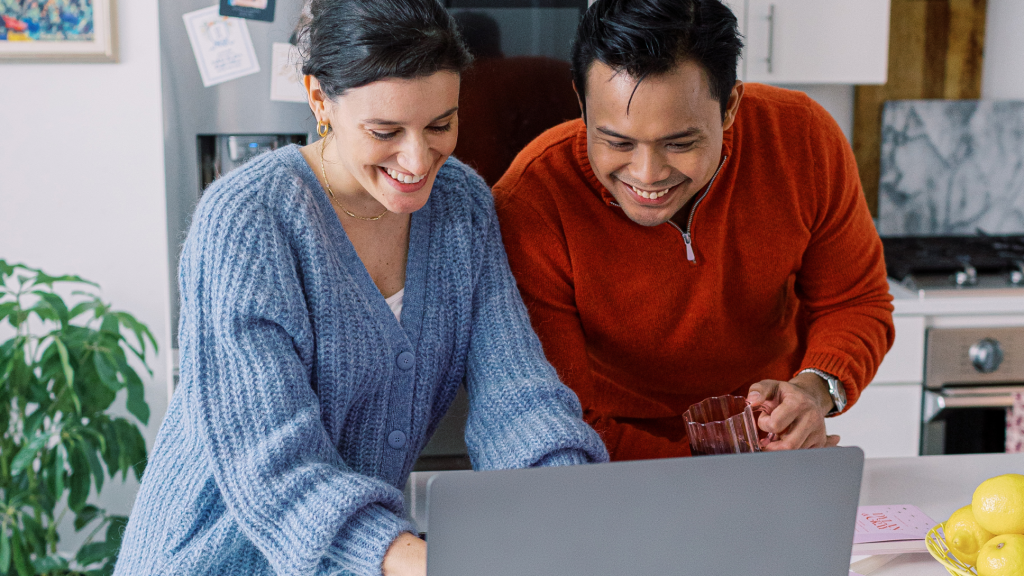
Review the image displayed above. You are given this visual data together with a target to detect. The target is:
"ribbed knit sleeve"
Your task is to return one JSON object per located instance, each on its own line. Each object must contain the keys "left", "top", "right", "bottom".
{"left": 456, "top": 173, "right": 609, "bottom": 470}
{"left": 179, "top": 189, "right": 412, "bottom": 576}
{"left": 796, "top": 102, "right": 895, "bottom": 409}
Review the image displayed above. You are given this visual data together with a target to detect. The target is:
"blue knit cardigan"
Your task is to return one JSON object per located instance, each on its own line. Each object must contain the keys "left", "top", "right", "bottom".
{"left": 114, "top": 146, "right": 608, "bottom": 576}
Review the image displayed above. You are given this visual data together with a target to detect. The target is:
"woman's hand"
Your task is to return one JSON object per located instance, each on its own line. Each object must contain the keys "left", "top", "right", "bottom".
{"left": 382, "top": 532, "right": 427, "bottom": 576}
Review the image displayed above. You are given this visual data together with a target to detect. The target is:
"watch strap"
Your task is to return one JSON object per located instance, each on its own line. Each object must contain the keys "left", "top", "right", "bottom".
{"left": 799, "top": 368, "right": 847, "bottom": 416}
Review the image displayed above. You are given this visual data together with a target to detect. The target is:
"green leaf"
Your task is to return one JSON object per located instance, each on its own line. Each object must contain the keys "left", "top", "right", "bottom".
{"left": 31, "top": 554, "right": 69, "bottom": 573}
{"left": 53, "top": 337, "right": 75, "bottom": 389}
{"left": 6, "top": 346, "right": 30, "bottom": 396}
{"left": 0, "top": 528, "right": 10, "bottom": 573}
{"left": 11, "top": 432, "right": 49, "bottom": 475}
{"left": 22, "top": 407, "right": 47, "bottom": 438}
{"left": 75, "top": 540, "right": 118, "bottom": 567}
{"left": 0, "top": 301, "right": 17, "bottom": 324}
{"left": 26, "top": 301, "right": 58, "bottom": 324}
{"left": 99, "top": 315, "right": 119, "bottom": 337}
{"left": 20, "top": 516, "right": 45, "bottom": 556}
{"left": 124, "top": 371, "right": 149, "bottom": 426}
{"left": 92, "top": 350, "right": 121, "bottom": 392}
{"left": 99, "top": 421, "right": 121, "bottom": 479}
{"left": 9, "top": 528, "right": 30, "bottom": 576}
{"left": 72, "top": 355, "right": 113, "bottom": 415}
{"left": 68, "top": 298, "right": 103, "bottom": 321}
{"left": 121, "top": 423, "right": 148, "bottom": 480}
{"left": 68, "top": 441, "right": 91, "bottom": 512}
{"left": 52, "top": 445, "right": 66, "bottom": 504}
{"left": 82, "top": 437, "right": 105, "bottom": 494}
{"left": 114, "top": 312, "right": 158, "bottom": 362}
{"left": 32, "top": 291, "right": 69, "bottom": 328}
{"left": 31, "top": 270, "right": 97, "bottom": 289}
{"left": 105, "top": 516, "right": 128, "bottom": 546}
{"left": 73, "top": 505, "right": 102, "bottom": 532}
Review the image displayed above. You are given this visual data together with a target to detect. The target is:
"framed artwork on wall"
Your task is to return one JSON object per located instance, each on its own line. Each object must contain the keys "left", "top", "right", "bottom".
{"left": 0, "top": 0, "right": 118, "bottom": 62}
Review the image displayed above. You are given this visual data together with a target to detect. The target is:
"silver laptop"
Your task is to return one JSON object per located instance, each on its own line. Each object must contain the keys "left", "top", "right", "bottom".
{"left": 426, "top": 446, "right": 864, "bottom": 576}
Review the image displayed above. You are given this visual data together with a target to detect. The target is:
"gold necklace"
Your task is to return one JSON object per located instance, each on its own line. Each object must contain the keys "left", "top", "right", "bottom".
{"left": 319, "top": 137, "right": 389, "bottom": 221}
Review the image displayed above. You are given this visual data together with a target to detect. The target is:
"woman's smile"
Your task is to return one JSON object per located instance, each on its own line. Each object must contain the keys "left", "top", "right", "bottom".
{"left": 379, "top": 165, "right": 429, "bottom": 193}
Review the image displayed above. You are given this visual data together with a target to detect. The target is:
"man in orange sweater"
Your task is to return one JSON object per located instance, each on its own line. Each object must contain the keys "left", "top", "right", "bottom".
{"left": 493, "top": 0, "right": 895, "bottom": 461}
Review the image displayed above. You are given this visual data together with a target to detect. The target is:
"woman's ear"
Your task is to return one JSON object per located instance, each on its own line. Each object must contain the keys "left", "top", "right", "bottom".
{"left": 304, "top": 75, "right": 329, "bottom": 122}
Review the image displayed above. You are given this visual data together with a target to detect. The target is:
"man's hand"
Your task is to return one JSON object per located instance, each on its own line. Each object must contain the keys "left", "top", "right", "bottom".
{"left": 382, "top": 532, "right": 427, "bottom": 576}
{"left": 745, "top": 372, "right": 841, "bottom": 451}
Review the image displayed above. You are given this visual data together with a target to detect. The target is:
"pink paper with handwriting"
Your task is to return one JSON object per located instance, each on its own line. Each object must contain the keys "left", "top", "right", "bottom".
{"left": 854, "top": 505, "right": 937, "bottom": 544}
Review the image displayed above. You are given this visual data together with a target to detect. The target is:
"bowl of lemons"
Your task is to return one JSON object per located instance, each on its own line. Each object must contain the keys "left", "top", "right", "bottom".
{"left": 926, "top": 473, "right": 1024, "bottom": 576}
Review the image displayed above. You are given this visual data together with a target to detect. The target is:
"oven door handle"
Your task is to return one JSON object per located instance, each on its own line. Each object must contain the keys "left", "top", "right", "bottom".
{"left": 923, "top": 386, "right": 1024, "bottom": 422}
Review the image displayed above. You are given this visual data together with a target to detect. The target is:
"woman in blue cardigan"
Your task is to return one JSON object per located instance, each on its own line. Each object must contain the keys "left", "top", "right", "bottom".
{"left": 114, "top": 1, "right": 607, "bottom": 575}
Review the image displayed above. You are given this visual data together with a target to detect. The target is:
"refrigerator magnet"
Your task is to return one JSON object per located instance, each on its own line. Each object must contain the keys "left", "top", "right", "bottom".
{"left": 219, "top": 0, "right": 276, "bottom": 23}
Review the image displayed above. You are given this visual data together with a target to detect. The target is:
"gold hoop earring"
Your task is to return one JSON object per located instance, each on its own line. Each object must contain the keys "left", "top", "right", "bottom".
{"left": 317, "top": 120, "right": 330, "bottom": 138}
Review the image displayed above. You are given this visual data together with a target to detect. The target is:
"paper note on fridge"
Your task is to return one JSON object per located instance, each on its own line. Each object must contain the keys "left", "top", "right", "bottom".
{"left": 270, "top": 42, "right": 307, "bottom": 103}
{"left": 183, "top": 5, "right": 260, "bottom": 87}
{"left": 854, "top": 505, "right": 937, "bottom": 544}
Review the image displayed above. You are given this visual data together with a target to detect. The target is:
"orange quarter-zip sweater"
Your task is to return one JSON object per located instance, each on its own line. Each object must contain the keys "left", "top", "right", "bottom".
{"left": 493, "top": 84, "right": 895, "bottom": 461}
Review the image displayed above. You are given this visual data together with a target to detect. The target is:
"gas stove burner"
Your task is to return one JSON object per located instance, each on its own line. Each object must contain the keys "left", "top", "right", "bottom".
{"left": 883, "top": 235, "right": 1024, "bottom": 291}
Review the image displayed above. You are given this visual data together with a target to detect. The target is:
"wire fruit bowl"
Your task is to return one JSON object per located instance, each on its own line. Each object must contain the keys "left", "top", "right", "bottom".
{"left": 926, "top": 523, "right": 978, "bottom": 576}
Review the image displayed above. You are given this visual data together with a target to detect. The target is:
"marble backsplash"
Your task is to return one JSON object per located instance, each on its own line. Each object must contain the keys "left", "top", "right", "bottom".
{"left": 878, "top": 100, "right": 1024, "bottom": 237}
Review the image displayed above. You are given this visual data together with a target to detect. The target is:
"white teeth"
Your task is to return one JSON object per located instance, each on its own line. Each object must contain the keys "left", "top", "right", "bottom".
{"left": 385, "top": 167, "right": 425, "bottom": 184}
{"left": 629, "top": 184, "right": 671, "bottom": 200}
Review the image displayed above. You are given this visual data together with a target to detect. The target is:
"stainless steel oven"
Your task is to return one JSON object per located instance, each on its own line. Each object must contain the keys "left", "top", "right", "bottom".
{"left": 921, "top": 327, "right": 1024, "bottom": 455}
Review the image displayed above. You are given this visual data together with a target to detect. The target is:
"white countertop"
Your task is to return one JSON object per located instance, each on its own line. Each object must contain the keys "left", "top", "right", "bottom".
{"left": 409, "top": 453, "right": 1023, "bottom": 574}
{"left": 889, "top": 279, "right": 1024, "bottom": 316}
{"left": 856, "top": 453, "right": 1024, "bottom": 575}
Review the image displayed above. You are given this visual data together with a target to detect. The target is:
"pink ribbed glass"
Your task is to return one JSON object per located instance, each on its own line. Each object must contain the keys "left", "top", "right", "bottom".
{"left": 682, "top": 395, "right": 762, "bottom": 456}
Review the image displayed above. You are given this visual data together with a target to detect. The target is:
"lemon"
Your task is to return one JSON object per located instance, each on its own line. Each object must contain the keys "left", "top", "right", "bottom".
{"left": 977, "top": 534, "right": 1024, "bottom": 576}
{"left": 946, "top": 505, "right": 997, "bottom": 566}
{"left": 973, "top": 474, "right": 1024, "bottom": 535}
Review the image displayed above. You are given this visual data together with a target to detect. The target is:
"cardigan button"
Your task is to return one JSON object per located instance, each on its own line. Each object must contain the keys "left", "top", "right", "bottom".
{"left": 396, "top": 351, "right": 415, "bottom": 371}
{"left": 388, "top": 430, "right": 407, "bottom": 449}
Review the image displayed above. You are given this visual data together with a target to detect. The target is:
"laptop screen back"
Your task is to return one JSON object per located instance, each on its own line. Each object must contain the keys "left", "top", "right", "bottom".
{"left": 426, "top": 446, "right": 864, "bottom": 576}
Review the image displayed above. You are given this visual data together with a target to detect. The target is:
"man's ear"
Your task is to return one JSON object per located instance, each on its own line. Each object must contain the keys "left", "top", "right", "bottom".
{"left": 721, "top": 80, "right": 744, "bottom": 132}
{"left": 572, "top": 80, "right": 587, "bottom": 124}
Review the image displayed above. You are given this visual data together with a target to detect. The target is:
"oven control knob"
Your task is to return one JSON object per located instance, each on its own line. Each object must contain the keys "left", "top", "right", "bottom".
{"left": 969, "top": 338, "right": 1004, "bottom": 373}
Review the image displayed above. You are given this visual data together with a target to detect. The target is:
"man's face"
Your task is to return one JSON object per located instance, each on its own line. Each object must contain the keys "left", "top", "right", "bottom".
{"left": 581, "top": 60, "right": 743, "bottom": 227}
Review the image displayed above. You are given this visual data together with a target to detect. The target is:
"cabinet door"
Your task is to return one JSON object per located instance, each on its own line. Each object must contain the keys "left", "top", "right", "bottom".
{"left": 828, "top": 383, "right": 922, "bottom": 458}
{"left": 744, "top": 0, "right": 890, "bottom": 84}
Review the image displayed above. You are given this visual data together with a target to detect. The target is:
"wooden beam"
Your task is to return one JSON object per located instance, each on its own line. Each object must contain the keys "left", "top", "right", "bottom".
{"left": 852, "top": 0, "right": 987, "bottom": 216}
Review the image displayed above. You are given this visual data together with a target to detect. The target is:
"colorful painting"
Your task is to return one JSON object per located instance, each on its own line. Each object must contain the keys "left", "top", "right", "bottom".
{"left": 0, "top": 0, "right": 114, "bottom": 61}
{"left": 0, "top": 0, "right": 94, "bottom": 41}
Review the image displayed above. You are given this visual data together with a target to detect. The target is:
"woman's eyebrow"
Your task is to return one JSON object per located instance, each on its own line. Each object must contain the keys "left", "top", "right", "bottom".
{"left": 362, "top": 107, "right": 459, "bottom": 126}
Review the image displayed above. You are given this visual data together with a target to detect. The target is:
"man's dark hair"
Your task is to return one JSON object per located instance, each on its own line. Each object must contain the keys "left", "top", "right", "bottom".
{"left": 298, "top": 0, "right": 473, "bottom": 99}
{"left": 570, "top": 0, "right": 743, "bottom": 120}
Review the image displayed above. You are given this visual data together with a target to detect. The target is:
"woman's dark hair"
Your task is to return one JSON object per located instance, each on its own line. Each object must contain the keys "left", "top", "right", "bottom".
{"left": 298, "top": 0, "right": 473, "bottom": 98}
{"left": 570, "top": 0, "right": 743, "bottom": 120}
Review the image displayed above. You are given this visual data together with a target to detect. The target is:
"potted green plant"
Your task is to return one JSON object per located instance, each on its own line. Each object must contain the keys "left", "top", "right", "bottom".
{"left": 0, "top": 260, "right": 154, "bottom": 575}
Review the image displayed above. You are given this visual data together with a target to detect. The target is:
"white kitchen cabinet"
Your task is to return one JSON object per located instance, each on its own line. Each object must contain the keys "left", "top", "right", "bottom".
{"left": 827, "top": 315, "right": 925, "bottom": 458}
{"left": 829, "top": 383, "right": 922, "bottom": 458}
{"left": 873, "top": 316, "right": 926, "bottom": 384}
{"left": 737, "top": 0, "right": 890, "bottom": 84}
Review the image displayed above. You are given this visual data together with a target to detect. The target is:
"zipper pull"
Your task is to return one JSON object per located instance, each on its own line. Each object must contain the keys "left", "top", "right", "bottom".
{"left": 682, "top": 232, "right": 695, "bottom": 262}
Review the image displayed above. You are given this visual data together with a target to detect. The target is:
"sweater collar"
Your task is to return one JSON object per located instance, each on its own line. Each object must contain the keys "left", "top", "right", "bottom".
{"left": 571, "top": 118, "right": 735, "bottom": 207}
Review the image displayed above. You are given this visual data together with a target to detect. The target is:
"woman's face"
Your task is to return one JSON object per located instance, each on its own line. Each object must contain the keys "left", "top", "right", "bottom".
{"left": 313, "top": 71, "right": 460, "bottom": 215}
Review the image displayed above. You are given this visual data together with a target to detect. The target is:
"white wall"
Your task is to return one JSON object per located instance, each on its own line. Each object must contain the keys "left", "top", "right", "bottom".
{"left": 0, "top": 0, "right": 170, "bottom": 550}
{"left": 982, "top": 0, "right": 1024, "bottom": 99}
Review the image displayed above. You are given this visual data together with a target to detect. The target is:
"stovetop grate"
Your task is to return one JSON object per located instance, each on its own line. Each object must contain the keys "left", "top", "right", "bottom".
{"left": 881, "top": 235, "right": 1024, "bottom": 281}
